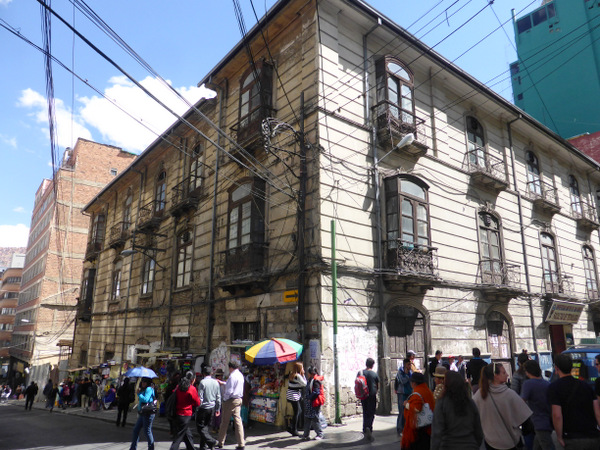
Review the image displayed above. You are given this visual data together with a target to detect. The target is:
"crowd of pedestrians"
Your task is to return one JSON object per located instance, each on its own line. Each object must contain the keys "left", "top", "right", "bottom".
{"left": 391, "top": 348, "right": 600, "bottom": 450}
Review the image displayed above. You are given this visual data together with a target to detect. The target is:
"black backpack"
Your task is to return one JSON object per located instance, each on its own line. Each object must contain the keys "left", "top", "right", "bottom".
{"left": 165, "top": 389, "right": 178, "bottom": 420}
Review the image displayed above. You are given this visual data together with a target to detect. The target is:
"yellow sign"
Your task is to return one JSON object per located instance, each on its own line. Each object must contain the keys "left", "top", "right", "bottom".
{"left": 284, "top": 290, "right": 298, "bottom": 303}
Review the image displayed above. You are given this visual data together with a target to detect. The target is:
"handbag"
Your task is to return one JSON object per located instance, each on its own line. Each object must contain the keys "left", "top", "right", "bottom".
{"left": 141, "top": 401, "right": 157, "bottom": 415}
{"left": 409, "top": 392, "right": 433, "bottom": 428}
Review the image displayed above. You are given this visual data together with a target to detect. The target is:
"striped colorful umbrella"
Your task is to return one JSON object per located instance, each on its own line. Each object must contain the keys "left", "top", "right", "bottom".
{"left": 244, "top": 338, "right": 303, "bottom": 365}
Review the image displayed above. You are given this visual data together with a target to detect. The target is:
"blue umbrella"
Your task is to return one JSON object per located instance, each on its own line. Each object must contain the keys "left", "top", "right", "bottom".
{"left": 125, "top": 366, "right": 158, "bottom": 379}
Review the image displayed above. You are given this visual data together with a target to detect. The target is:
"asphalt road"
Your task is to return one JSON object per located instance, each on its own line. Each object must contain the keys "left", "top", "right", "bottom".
{"left": 0, "top": 402, "right": 172, "bottom": 450}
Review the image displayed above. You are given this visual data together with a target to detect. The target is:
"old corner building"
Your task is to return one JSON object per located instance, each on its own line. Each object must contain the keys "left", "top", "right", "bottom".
{"left": 72, "top": 0, "right": 600, "bottom": 418}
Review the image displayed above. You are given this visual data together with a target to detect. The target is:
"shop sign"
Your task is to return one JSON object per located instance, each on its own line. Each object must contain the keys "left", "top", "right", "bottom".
{"left": 546, "top": 300, "right": 584, "bottom": 324}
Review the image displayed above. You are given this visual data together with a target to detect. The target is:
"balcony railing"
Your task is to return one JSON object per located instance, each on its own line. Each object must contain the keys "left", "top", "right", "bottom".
{"left": 170, "top": 175, "right": 203, "bottom": 216}
{"left": 478, "top": 259, "right": 521, "bottom": 287}
{"left": 467, "top": 148, "right": 508, "bottom": 191}
{"left": 230, "top": 105, "right": 275, "bottom": 152}
{"left": 385, "top": 240, "right": 438, "bottom": 278}
{"left": 526, "top": 180, "right": 560, "bottom": 214}
{"left": 108, "top": 221, "right": 131, "bottom": 248}
{"left": 222, "top": 242, "right": 266, "bottom": 276}
{"left": 374, "top": 101, "right": 428, "bottom": 155}
{"left": 137, "top": 199, "right": 165, "bottom": 230}
{"left": 543, "top": 271, "right": 573, "bottom": 297}
{"left": 572, "top": 200, "right": 600, "bottom": 230}
{"left": 84, "top": 238, "right": 103, "bottom": 261}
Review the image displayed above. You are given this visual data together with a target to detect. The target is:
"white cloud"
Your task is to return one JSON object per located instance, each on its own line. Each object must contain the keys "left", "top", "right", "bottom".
{"left": 12, "top": 207, "right": 25, "bottom": 213}
{"left": 0, "top": 0, "right": 13, "bottom": 6}
{"left": 78, "top": 76, "right": 215, "bottom": 152}
{"left": 0, "top": 224, "right": 29, "bottom": 247}
{"left": 18, "top": 77, "right": 215, "bottom": 154}
{"left": 0, "top": 134, "right": 17, "bottom": 148}
{"left": 18, "top": 88, "right": 93, "bottom": 149}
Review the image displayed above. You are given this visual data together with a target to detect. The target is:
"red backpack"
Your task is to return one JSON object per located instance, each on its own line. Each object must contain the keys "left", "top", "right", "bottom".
{"left": 354, "top": 370, "right": 369, "bottom": 400}
{"left": 311, "top": 375, "right": 326, "bottom": 407}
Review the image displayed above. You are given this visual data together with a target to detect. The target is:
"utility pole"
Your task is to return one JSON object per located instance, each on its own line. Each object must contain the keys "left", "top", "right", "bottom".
{"left": 298, "top": 92, "right": 307, "bottom": 348}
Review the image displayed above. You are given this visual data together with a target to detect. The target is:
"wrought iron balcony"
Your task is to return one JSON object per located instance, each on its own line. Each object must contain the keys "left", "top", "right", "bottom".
{"left": 478, "top": 259, "right": 524, "bottom": 299}
{"left": 170, "top": 175, "right": 203, "bottom": 217}
{"left": 137, "top": 199, "right": 166, "bottom": 231}
{"left": 527, "top": 180, "right": 560, "bottom": 215}
{"left": 572, "top": 200, "right": 600, "bottom": 231}
{"left": 84, "top": 238, "right": 103, "bottom": 262}
{"left": 218, "top": 242, "right": 268, "bottom": 294}
{"left": 543, "top": 271, "right": 573, "bottom": 298}
{"left": 108, "top": 221, "right": 131, "bottom": 249}
{"left": 384, "top": 240, "right": 438, "bottom": 290}
{"left": 466, "top": 148, "right": 508, "bottom": 191}
{"left": 230, "top": 105, "right": 275, "bottom": 153}
{"left": 373, "top": 101, "right": 428, "bottom": 156}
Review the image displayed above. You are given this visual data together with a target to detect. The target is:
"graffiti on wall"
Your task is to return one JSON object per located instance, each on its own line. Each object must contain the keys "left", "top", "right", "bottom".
{"left": 209, "top": 342, "right": 229, "bottom": 373}
{"left": 334, "top": 326, "right": 378, "bottom": 387}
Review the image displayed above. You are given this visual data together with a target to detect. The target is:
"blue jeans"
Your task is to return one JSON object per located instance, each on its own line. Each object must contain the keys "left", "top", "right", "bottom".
{"left": 130, "top": 412, "right": 155, "bottom": 450}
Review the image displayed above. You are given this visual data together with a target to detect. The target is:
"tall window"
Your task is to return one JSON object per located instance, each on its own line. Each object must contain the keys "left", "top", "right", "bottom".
{"left": 110, "top": 259, "right": 123, "bottom": 302}
{"left": 467, "top": 116, "right": 485, "bottom": 167}
{"left": 232, "top": 321, "right": 260, "bottom": 342}
{"left": 385, "top": 175, "right": 430, "bottom": 250}
{"left": 376, "top": 57, "right": 415, "bottom": 126}
{"left": 225, "top": 178, "right": 266, "bottom": 274}
{"left": 541, "top": 232, "right": 559, "bottom": 292}
{"left": 141, "top": 258, "right": 155, "bottom": 295}
{"left": 189, "top": 143, "right": 203, "bottom": 192}
{"left": 155, "top": 171, "right": 167, "bottom": 212}
{"left": 479, "top": 211, "right": 502, "bottom": 283}
{"left": 569, "top": 175, "right": 582, "bottom": 215}
{"left": 90, "top": 214, "right": 106, "bottom": 247}
{"left": 176, "top": 230, "right": 192, "bottom": 288}
{"left": 238, "top": 63, "right": 273, "bottom": 141}
{"left": 526, "top": 151, "right": 542, "bottom": 195}
{"left": 583, "top": 245, "right": 598, "bottom": 300}
{"left": 80, "top": 268, "right": 96, "bottom": 319}
{"left": 123, "top": 192, "right": 133, "bottom": 229}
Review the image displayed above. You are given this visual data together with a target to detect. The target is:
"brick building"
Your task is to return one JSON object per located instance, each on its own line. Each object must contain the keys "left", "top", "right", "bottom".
{"left": 9, "top": 138, "right": 135, "bottom": 388}
{"left": 0, "top": 253, "right": 25, "bottom": 377}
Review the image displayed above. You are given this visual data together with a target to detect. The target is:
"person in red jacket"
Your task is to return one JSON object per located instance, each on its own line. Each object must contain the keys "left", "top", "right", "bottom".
{"left": 169, "top": 371, "right": 201, "bottom": 450}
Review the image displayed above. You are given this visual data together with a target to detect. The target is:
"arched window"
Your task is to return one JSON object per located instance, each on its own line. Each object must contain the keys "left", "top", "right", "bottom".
{"left": 583, "top": 245, "right": 598, "bottom": 301}
{"left": 540, "top": 232, "right": 559, "bottom": 293}
{"left": 110, "top": 259, "right": 123, "bottom": 302}
{"left": 123, "top": 191, "right": 133, "bottom": 229}
{"left": 478, "top": 211, "right": 503, "bottom": 284}
{"left": 467, "top": 116, "right": 486, "bottom": 167}
{"left": 526, "top": 151, "right": 542, "bottom": 195}
{"left": 385, "top": 175, "right": 430, "bottom": 248}
{"left": 569, "top": 175, "right": 582, "bottom": 215}
{"left": 155, "top": 171, "right": 166, "bottom": 212}
{"left": 189, "top": 143, "right": 204, "bottom": 192}
{"left": 238, "top": 62, "right": 273, "bottom": 142}
{"left": 176, "top": 230, "right": 192, "bottom": 288}
{"left": 376, "top": 57, "right": 415, "bottom": 127}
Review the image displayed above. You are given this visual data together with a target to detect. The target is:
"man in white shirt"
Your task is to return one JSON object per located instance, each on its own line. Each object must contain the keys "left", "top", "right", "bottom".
{"left": 216, "top": 362, "right": 245, "bottom": 449}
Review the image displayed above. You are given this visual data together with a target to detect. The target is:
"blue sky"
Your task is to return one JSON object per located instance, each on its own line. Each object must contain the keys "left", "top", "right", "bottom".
{"left": 0, "top": 0, "right": 541, "bottom": 246}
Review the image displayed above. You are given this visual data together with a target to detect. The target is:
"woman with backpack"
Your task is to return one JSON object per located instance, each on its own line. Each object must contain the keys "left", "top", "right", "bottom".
{"left": 286, "top": 362, "right": 307, "bottom": 437}
{"left": 169, "top": 371, "right": 201, "bottom": 450}
{"left": 301, "top": 366, "right": 324, "bottom": 441}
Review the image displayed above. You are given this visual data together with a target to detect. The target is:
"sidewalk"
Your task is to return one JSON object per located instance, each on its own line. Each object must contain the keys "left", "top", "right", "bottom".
{"left": 19, "top": 398, "right": 400, "bottom": 449}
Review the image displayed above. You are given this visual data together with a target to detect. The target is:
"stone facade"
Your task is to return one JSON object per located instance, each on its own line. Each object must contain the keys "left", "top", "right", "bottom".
{"left": 71, "top": 0, "right": 600, "bottom": 421}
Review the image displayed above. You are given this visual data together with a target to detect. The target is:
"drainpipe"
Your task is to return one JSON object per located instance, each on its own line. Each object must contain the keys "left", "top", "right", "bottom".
{"left": 507, "top": 115, "right": 538, "bottom": 355}
{"left": 204, "top": 79, "right": 227, "bottom": 357}
{"left": 364, "top": 18, "right": 391, "bottom": 414}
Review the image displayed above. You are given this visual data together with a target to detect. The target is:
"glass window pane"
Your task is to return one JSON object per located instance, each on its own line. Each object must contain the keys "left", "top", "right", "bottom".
{"left": 232, "top": 183, "right": 252, "bottom": 202}
{"left": 400, "top": 180, "right": 425, "bottom": 200}
{"left": 388, "top": 62, "right": 409, "bottom": 80}
{"left": 417, "top": 205, "right": 427, "bottom": 221}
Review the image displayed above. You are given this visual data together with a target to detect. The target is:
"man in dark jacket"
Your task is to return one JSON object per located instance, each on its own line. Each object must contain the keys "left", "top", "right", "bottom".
{"left": 359, "top": 357, "right": 379, "bottom": 441}
{"left": 466, "top": 347, "right": 487, "bottom": 393}
{"left": 25, "top": 382, "right": 38, "bottom": 410}
{"left": 116, "top": 377, "right": 134, "bottom": 427}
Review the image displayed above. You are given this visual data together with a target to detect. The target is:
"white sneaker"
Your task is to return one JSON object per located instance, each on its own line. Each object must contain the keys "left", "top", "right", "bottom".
{"left": 314, "top": 436, "right": 323, "bottom": 440}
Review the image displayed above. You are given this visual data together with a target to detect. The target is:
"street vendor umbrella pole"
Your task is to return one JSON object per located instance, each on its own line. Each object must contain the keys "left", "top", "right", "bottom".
{"left": 244, "top": 338, "right": 303, "bottom": 365}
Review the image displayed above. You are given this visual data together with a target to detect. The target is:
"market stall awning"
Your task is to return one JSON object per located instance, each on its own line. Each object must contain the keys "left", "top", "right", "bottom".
{"left": 245, "top": 338, "right": 303, "bottom": 365}
{"left": 67, "top": 367, "right": 88, "bottom": 372}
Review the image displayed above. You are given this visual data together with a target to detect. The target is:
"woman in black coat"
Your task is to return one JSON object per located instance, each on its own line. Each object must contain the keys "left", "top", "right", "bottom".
{"left": 116, "top": 377, "right": 134, "bottom": 427}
